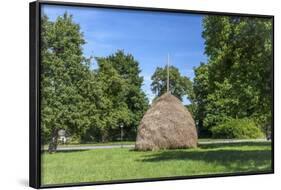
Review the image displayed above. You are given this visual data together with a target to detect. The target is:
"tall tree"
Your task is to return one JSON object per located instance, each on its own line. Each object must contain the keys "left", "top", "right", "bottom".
{"left": 195, "top": 15, "right": 273, "bottom": 133}
{"left": 191, "top": 63, "right": 211, "bottom": 137}
{"left": 41, "top": 14, "right": 149, "bottom": 146}
{"left": 95, "top": 51, "right": 149, "bottom": 140}
{"left": 41, "top": 13, "right": 97, "bottom": 152}
{"left": 151, "top": 66, "right": 192, "bottom": 102}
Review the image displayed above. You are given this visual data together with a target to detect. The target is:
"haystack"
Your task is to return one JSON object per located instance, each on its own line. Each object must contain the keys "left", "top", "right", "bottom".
{"left": 135, "top": 92, "right": 198, "bottom": 150}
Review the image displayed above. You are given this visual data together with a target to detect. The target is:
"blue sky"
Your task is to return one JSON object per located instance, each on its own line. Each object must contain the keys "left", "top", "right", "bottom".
{"left": 42, "top": 5, "right": 207, "bottom": 104}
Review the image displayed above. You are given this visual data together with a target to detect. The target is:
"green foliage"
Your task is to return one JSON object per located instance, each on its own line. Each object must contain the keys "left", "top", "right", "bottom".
{"left": 41, "top": 12, "right": 273, "bottom": 149}
{"left": 41, "top": 13, "right": 95, "bottom": 148}
{"left": 192, "top": 15, "right": 273, "bottom": 137}
{"left": 97, "top": 50, "right": 149, "bottom": 131}
{"left": 41, "top": 14, "right": 148, "bottom": 148}
{"left": 191, "top": 63, "right": 211, "bottom": 137}
{"left": 211, "top": 118, "right": 264, "bottom": 139}
{"left": 151, "top": 66, "right": 193, "bottom": 101}
{"left": 81, "top": 50, "right": 149, "bottom": 142}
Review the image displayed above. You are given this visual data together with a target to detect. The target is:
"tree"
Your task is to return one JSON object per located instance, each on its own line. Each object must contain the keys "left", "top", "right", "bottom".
{"left": 194, "top": 15, "right": 273, "bottom": 135}
{"left": 151, "top": 66, "right": 192, "bottom": 101}
{"left": 41, "top": 13, "right": 97, "bottom": 152}
{"left": 41, "top": 13, "right": 149, "bottom": 147}
{"left": 95, "top": 57, "right": 130, "bottom": 141}
{"left": 93, "top": 51, "right": 149, "bottom": 141}
{"left": 192, "top": 63, "right": 211, "bottom": 137}
{"left": 104, "top": 51, "right": 149, "bottom": 138}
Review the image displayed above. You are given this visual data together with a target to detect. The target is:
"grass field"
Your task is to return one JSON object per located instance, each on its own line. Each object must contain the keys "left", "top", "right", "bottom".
{"left": 41, "top": 141, "right": 272, "bottom": 185}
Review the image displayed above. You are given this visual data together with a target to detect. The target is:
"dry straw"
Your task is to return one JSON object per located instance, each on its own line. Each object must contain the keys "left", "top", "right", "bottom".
{"left": 135, "top": 92, "right": 198, "bottom": 151}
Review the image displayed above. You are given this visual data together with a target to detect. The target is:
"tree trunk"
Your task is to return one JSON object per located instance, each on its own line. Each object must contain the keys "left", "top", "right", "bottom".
{"left": 48, "top": 128, "right": 58, "bottom": 153}
{"left": 101, "top": 128, "right": 109, "bottom": 143}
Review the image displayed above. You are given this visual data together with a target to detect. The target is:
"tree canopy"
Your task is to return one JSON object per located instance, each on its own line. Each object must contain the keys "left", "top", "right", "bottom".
{"left": 192, "top": 15, "right": 273, "bottom": 136}
{"left": 41, "top": 14, "right": 148, "bottom": 151}
{"left": 41, "top": 13, "right": 95, "bottom": 151}
{"left": 151, "top": 66, "right": 193, "bottom": 101}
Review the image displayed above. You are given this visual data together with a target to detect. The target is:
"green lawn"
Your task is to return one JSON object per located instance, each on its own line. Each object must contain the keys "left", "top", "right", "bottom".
{"left": 41, "top": 141, "right": 272, "bottom": 185}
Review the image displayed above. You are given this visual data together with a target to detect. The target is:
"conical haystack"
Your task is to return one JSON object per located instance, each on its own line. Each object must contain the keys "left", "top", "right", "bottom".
{"left": 135, "top": 92, "right": 198, "bottom": 150}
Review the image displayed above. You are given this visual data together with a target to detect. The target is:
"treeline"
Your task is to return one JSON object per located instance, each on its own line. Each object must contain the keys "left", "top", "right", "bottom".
{"left": 190, "top": 16, "right": 273, "bottom": 138}
{"left": 41, "top": 14, "right": 148, "bottom": 151}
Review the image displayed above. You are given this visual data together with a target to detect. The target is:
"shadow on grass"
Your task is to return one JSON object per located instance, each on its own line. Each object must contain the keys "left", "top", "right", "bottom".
{"left": 139, "top": 142, "right": 272, "bottom": 171}
{"left": 199, "top": 141, "right": 271, "bottom": 149}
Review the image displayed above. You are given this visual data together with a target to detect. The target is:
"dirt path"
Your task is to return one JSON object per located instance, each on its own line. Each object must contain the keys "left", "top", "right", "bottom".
{"left": 42, "top": 139, "right": 270, "bottom": 151}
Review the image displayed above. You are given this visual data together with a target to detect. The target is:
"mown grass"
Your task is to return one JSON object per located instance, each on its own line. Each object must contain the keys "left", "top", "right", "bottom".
{"left": 41, "top": 141, "right": 272, "bottom": 185}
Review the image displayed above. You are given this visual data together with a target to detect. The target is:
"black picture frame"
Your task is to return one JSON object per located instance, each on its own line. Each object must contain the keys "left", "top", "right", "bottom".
{"left": 29, "top": 1, "right": 274, "bottom": 189}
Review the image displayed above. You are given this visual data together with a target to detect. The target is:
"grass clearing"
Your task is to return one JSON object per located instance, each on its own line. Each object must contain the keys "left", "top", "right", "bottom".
{"left": 41, "top": 141, "right": 272, "bottom": 185}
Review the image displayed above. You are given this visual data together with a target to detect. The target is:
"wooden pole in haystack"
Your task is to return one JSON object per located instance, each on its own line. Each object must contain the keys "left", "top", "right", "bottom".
{"left": 167, "top": 53, "right": 170, "bottom": 93}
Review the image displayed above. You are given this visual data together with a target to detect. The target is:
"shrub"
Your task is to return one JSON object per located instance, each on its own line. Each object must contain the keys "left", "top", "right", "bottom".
{"left": 211, "top": 118, "right": 264, "bottom": 139}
